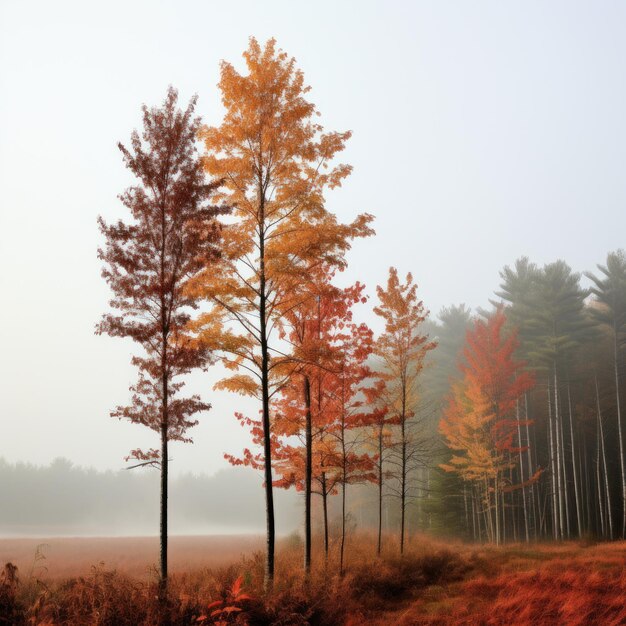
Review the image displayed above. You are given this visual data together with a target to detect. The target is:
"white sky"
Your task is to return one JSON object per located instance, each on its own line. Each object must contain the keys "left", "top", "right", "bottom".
{"left": 1, "top": 0, "right": 625, "bottom": 475}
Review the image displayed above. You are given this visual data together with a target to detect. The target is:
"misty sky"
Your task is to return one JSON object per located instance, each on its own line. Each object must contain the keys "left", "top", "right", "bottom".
{"left": 1, "top": 0, "right": 625, "bottom": 476}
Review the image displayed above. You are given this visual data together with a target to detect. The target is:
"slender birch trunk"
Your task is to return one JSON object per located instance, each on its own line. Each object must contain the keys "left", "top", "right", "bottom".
{"left": 582, "top": 440, "right": 591, "bottom": 534}
{"left": 559, "top": 400, "right": 571, "bottom": 538}
{"left": 613, "top": 323, "right": 626, "bottom": 538}
{"left": 567, "top": 384, "right": 582, "bottom": 537}
{"left": 494, "top": 479, "right": 500, "bottom": 545}
{"left": 524, "top": 394, "right": 538, "bottom": 538}
{"left": 547, "top": 381, "right": 559, "bottom": 539}
{"left": 463, "top": 486, "right": 470, "bottom": 539}
{"left": 554, "top": 365, "right": 566, "bottom": 538}
{"left": 595, "top": 415, "right": 606, "bottom": 536}
{"left": 596, "top": 376, "right": 613, "bottom": 539}
{"left": 516, "top": 399, "right": 530, "bottom": 542}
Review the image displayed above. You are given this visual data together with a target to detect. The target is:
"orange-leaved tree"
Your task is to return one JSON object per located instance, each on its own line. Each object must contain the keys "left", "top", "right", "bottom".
{"left": 97, "top": 87, "right": 227, "bottom": 594}
{"left": 374, "top": 267, "right": 436, "bottom": 554}
{"left": 273, "top": 276, "right": 377, "bottom": 573}
{"left": 439, "top": 309, "right": 537, "bottom": 545}
{"left": 272, "top": 272, "right": 355, "bottom": 573}
{"left": 187, "top": 38, "right": 373, "bottom": 585}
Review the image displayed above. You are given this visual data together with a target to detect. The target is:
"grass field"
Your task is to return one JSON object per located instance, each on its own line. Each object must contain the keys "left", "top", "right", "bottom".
{"left": 2, "top": 534, "right": 626, "bottom": 624}
{"left": 0, "top": 535, "right": 264, "bottom": 580}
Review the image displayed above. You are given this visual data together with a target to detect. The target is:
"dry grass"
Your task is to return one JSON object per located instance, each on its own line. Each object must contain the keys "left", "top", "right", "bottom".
{"left": 2, "top": 534, "right": 626, "bottom": 624}
{"left": 0, "top": 536, "right": 263, "bottom": 580}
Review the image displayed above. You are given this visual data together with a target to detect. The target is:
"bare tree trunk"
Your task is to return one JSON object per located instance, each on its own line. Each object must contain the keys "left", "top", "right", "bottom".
{"left": 554, "top": 365, "right": 565, "bottom": 539}
{"left": 377, "top": 426, "right": 384, "bottom": 556}
{"left": 159, "top": 219, "right": 169, "bottom": 601}
{"left": 463, "top": 486, "right": 470, "bottom": 539}
{"left": 539, "top": 490, "right": 549, "bottom": 537}
{"left": 400, "top": 414, "right": 407, "bottom": 555}
{"left": 259, "top": 192, "right": 275, "bottom": 588}
{"left": 340, "top": 481, "right": 346, "bottom": 575}
{"left": 524, "top": 394, "right": 537, "bottom": 538}
{"left": 303, "top": 376, "right": 312, "bottom": 576}
{"left": 471, "top": 489, "right": 478, "bottom": 541}
{"left": 582, "top": 439, "right": 591, "bottom": 535}
{"left": 547, "top": 381, "right": 559, "bottom": 539}
{"left": 484, "top": 479, "right": 494, "bottom": 543}
{"left": 596, "top": 376, "right": 613, "bottom": 539}
{"left": 567, "top": 384, "right": 583, "bottom": 537}
{"left": 559, "top": 398, "right": 571, "bottom": 538}
{"left": 596, "top": 415, "right": 606, "bottom": 536}
{"left": 509, "top": 467, "right": 516, "bottom": 543}
{"left": 160, "top": 403, "right": 168, "bottom": 598}
{"left": 494, "top": 479, "right": 500, "bottom": 545}
{"left": 321, "top": 472, "right": 329, "bottom": 562}
{"left": 159, "top": 267, "right": 169, "bottom": 602}
{"left": 613, "top": 324, "right": 626, "bottom": 538}
{"left": 260, "top": 312, "right": 275, "bottom": 587}
{"left": 416, "top": 467, "right": 423, "bottom": 532}
{"left": 340, "top": 390, "right": 347, "bottom": 575}
{"left": 426, "top": 468, "right": 432, "bottom": 531}
{"left": 516, "top": 399, "right": 529, "bottom": 542}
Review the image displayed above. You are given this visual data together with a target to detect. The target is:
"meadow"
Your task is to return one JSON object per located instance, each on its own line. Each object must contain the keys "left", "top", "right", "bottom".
{"left": 2, "top": 534, "right": 626, "bottom": 625}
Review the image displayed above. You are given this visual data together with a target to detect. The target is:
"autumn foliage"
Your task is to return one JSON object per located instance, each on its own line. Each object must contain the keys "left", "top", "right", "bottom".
{"left": 86, "top": 32, "right": 626, "bottom": 626}
{"left": 374, "top": 268, "right": 436, "bottom": 553}
{"left": 97, "top": 87, "right": 226, "bottom": 588}
{"left": 185, "top": 38, "right": 373, "bottom": 584}
{"left": 439, "top": 309, "right": 537, "bottom": 544}
{"left": 272, "top": 275, "right": 379, "bottom": 571}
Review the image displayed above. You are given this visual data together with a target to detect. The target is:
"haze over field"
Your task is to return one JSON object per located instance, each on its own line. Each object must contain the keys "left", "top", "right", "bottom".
{"left": 0, "top": 459, "right": 300, "bottom": 537}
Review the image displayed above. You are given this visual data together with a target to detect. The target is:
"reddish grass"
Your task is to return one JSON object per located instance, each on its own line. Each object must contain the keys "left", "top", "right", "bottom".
{"left": 1, "top": 534, "right": 626, "bottom": 625}
{"left": 0, "top": 535, "right": 263, "bottom": 580}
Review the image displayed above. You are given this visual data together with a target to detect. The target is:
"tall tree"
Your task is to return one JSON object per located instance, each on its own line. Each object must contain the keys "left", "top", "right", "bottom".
{"left": 374, "top": 268, "right": 436, "bottom": 554}
{"left": 439, "top": 310, "right": 537, "bottom": 544}
{"left": 586, "top": 250, "right": 626, "bottom": 537}
{"left": 189, "top": 38, "right": 373, "bottom": 586}
{"left": 498, "top": 259, "right": 589, "bottom": 539}
{"left": 528, "top": 262, "right": 589, "bottom": 539}
{"left": 97, "top": 88, "right": 225, "bottom": 594}
{"left": 273, "top": 278, "right": 377, "bottom": 573}
{"left": 496, "top": 258, "right": 542, "bottom": 540}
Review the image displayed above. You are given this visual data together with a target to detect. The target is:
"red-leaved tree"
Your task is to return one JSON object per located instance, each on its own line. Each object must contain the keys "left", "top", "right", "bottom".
{"left": 272, "top": 277, "right": 378, "bottom": 572}
{"left": 97, "top": 87, "right": 227, "bottom": 593}
{"left": 439, "top": 309, "right": 538, "bottom": 545}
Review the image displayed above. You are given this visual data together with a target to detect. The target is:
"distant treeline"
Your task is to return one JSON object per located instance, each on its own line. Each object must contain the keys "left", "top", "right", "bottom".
{"left": 0, "top": 458, "right": 299, "bottom": 536}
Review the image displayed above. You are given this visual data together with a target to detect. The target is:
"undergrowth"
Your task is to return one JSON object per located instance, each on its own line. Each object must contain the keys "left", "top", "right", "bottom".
{"left": 1, "top": 535, "right": 625, "bottom": 625}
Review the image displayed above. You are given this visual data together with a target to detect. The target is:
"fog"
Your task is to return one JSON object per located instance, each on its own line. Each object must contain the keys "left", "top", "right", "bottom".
{"left": 0, "top": 458, "right": 300, "bottom": 537}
